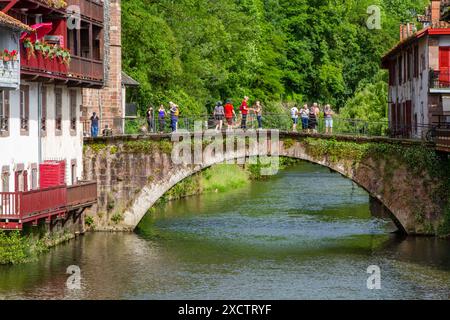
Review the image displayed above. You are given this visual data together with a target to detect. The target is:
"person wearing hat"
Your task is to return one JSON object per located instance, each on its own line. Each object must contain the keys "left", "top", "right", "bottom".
{"left": 213, "top": 101, "right": 225, "bottom": 131}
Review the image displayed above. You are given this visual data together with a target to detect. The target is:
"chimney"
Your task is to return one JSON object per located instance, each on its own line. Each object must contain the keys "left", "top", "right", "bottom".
{"left": 431, "top": 0, "right": 441, "bottom": 22}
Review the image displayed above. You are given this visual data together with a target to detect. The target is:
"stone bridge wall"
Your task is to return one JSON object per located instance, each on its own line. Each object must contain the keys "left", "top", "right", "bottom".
{"left": 83, "top": 133, "right": 450, "bottom": 236}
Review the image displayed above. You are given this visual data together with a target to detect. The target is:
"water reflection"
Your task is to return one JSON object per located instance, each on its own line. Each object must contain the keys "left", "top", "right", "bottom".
{"left": 0, "top": 162, "right": 450, "bottom": 299}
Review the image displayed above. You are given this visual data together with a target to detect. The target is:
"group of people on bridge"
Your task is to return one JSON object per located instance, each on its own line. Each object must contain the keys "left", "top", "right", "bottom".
{"left": 88, "top": 97, "right": 335, "bottom": 137}
{"left": 291, "top": 103, "right": 335, "bottom": 134}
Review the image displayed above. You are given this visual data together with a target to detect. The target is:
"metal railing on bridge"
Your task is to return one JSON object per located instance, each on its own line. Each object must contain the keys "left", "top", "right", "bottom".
{"left": 83, "top": 114, "right": 393, "bottom": 137}
{"left": 82, "top": 114, "right": 450, "bottom": 151}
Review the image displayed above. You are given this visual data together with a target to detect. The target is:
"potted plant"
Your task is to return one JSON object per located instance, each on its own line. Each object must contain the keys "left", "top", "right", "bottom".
{"left": 10, "top": 50, "right": 17, "bottom": 61}
{"left": 3, "top": 49, "right": 10, "bottom": 62}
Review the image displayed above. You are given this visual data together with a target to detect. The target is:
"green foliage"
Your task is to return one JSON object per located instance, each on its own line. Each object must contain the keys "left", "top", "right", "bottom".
{"left": 123, "top": 0, "right": 428, "bottom": 118}
{"left": 122, "top": 139, "right": 173, "bottom": 154}
{"left": 111, "top": 213, "right": 124, "bottom": 224}
{"left": 0, "top": 231, "right": 30, "bottom": 264}
{"left": 85, "top": 216, "right": 94, "bottom": 227}
{"left": 202, "top": 164, "right": 250, "bottom": 192}
{"left": 0, "top": 231, "right": 51, "bottom": 265}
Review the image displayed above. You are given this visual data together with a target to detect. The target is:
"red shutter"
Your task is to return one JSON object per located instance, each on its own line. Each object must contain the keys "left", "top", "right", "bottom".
{"left": 439, "top": 47, "right": 450, "bottom": 85}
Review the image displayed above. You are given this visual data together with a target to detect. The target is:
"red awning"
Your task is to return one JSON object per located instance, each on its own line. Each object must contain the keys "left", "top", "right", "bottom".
{"left": 20, "top": 22, "right": 52, "bottom": 41}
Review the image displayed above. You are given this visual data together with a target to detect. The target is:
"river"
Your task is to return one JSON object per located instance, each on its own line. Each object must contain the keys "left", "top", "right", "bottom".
{"left": 1, "top": 162, "right": 450, "bottom": 300}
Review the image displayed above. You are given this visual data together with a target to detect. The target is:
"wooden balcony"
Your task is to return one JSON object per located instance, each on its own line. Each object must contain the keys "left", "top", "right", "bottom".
{"left": 67, "top": 181, "right": 98, "bottom": 209}
{"left": 0, "top": 181, "right": 97, "bottom": 230}
{"left": 20, "top": 49, "right": 104, "bottom": 87}
{"left": 68, "top": 56, "right": 103, "bottom": 82}
{"left": 66, "top": 0, "right": 104, "bottom": 24}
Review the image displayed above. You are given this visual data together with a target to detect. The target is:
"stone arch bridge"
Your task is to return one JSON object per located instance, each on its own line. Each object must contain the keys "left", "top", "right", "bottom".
{"left": 83, "top": 132, "right": 450, "bottom": 236}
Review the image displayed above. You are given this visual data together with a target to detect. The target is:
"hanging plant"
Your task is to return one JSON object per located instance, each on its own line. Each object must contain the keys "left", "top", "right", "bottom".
{"left": 23, "top": 38, "right": 35, "bottom": 59}
{"left": 34, "top": 40, "right": 44, "bottom": 53}
{"left": 61, "top": 48, "right": 71, "bottom": 66}
{"left": 41, "top": 42, "right": 52, "bottom": 59}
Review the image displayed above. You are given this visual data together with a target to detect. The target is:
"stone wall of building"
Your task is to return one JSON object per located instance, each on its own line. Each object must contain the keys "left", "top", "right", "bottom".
{"left": 81, "top": 0, "right": 122, "bottom": 133}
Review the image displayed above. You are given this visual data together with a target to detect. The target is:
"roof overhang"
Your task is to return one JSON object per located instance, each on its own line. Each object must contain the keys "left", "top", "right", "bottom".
{"left": 382, "top": 27, "right": 450, "bottom": 67}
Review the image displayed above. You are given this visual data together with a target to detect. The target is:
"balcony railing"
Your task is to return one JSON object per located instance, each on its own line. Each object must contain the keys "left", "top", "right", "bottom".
{"left": 0, "top": 182, "right": 97, "bottom": 229}
{"left": 67, "top": 181, "right": 98, "bottom": 208}
{"left": 20, "top": 49, "right": 68, "bottom": 78}
{"left": 21, "top": 49, "right": 103, "bottom": 83}
{"left": 66, "top": 0, "right": 104, "bottom": 23}
{"left": 429, "top": 69, "right": 450, "bottom": 90}
{"left": 68, "top": 56, "right": 103, "bottom": 82}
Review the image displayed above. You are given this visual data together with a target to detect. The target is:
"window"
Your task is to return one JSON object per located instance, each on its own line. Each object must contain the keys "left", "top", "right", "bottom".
{"left": 55, "top": 88, "right": 63, "bottom": 132}
{"left": 414, "top": 46, "right": 419, "bottom": 78}
{"left": 0, "top": 90, "right": 9, "bottom": 133}
{"left": 71, "top": 160, "right": 77, "bottom": 185}
{"left": 31, "top": 166, "right": 38, "bottom": 190}
{"left": 398, "top": 56, "right": 403, "bottom": 85}
{"left": 70, "top": 90, "right": 77, "bottom": 132}
{"left": 15, "top": 170, "right": 27, "bottom": 192}
{"left": 41, "top": 86, "right": 47, "bottom": 132}
{"left": 20, "top": 85, "right": 29, "bottom": 133}
{"left": 1, "top": 170, "right": 9, "bottom": 192}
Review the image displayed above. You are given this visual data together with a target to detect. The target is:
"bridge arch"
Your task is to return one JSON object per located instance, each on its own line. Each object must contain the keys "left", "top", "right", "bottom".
{"left": 121, "top": 145, "right": 403, "bottom": 233}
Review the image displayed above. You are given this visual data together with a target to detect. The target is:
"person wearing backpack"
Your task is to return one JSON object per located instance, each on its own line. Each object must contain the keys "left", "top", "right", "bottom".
{"left": 214, "top": 101, "right": 225, "bottom": 131}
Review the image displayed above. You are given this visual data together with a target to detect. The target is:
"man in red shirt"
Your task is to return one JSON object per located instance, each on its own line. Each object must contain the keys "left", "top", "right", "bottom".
{"left": 240, "top": 96, "right": 250, "bottom": 130}
{"left": 224, "top": 99, "right": 236, "bottom": 131}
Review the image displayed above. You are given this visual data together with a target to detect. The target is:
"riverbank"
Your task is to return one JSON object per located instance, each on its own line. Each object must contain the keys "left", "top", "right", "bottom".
{"left": 152, "top": 158, "right": 303, "bottom": 205}
{"left": 0, "top": 230, "right": 77, "bottom": 265}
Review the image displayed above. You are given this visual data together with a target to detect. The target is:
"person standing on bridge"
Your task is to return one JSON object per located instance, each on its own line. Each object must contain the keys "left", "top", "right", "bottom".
{"left": 214, "top": 101, "right": 225, "bottom": 132}
{"left": 291, "top": 105, "right": 299, "bottom": 132}
{"left": 324, "top": 104, "right": 334, "bottom": 134}
{"left": 308, "top": 103, "right": 319, "bottom": 133}
{"left": 300, "top": 104, "right": 309, "bottom": 132}
{"left": 224, "top": 99, "right": 236, "bottom": 131}
{"left": 169, "top": 102, "right": 179, "bottom": 132}
{"left": 240, "top": 96, "right": 250, "bottom": 130}
{"left": 146, "top": 106, "right": 154, "bottom": 133}
{"left": 90, "top": 112, "right": 99, "bottom": 138}
{"left": 253, "top": 100, "right": 263, "bottom": 129}
{"left": 158, "top": 105, "right": 166, "bottom": 133}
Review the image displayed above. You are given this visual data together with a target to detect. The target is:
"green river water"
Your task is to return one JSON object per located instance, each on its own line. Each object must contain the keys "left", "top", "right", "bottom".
{"left": 1, "top": 162, "right": 450, "bottom": 299}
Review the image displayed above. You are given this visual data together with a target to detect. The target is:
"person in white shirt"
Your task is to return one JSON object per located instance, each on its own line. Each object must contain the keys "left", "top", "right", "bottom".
{"left": 324, "top": 104, "right": 334, "bottom": 134}
{"left": 290, "top": 105, "right": 299, "bottom": 131}
{"left": 299, "top": 104, "right": 309, "bottom": 132}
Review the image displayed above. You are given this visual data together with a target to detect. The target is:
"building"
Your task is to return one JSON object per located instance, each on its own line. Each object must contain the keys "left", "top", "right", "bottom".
{"left": 81, "top": 0, "right": 139, "bottom": 135}
{"left": 0, "top": 0, "right": 101, "bottom": 230}
{"left": 382, "top": 0, "right": 450, "bottom": 141}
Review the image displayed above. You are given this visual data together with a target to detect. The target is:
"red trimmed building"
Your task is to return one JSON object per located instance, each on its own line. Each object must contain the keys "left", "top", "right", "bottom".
{"left": 0, "top": 0, "right": 100, "bottom": 231}
{"left": 382, "top": 0, "right": 450, "bottom": 145}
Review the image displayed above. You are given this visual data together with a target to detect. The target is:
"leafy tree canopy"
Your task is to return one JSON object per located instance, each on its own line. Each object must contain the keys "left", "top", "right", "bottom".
{"left": 122, "top": 0, "right": 429, "bottom": 118}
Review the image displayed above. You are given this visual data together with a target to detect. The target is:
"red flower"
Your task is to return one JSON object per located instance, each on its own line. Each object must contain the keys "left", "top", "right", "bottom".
{"left": 3, "top": 49, "right": 8, "bottom": 54}
{"left": 10, "top": 50, "right": 17, "bottom": 56}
